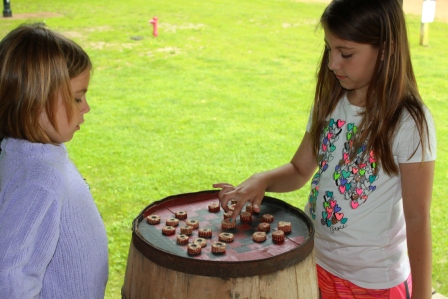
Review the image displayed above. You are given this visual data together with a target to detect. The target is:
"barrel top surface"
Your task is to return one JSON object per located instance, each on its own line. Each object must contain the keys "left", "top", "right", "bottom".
{"left": 132, "top": 190, "right": 314, "bottom": 278}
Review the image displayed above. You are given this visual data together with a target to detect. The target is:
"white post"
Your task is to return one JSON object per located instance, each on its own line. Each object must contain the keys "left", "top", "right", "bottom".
{"left": 420, "top": 0, "right": 436, "bottom": 46}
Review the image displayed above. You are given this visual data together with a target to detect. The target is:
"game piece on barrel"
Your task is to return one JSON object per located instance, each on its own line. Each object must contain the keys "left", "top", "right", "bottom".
{"left": 193, "top": 238, "right": 207, "bottom": 248}
{"left": 257, "top": 222, "right": 270, "bottom": 233}
{"left": 252, "top": 231, "right": 267, "bottom": 243}
{"left": 228, "top": 204, "right": 236, "bottom": 211}
{"left": 162, "top": 226, "right": 176, "bottom": 236}
{"left": 175, "top": 210, "right": 187, "bottom": 219}
{"left": 218, "top": 232, "right": 234, "bottom": 243}
{"left": 223, "top": 211, "right": 233, "bottom": 219}
{"left": 246, "top": 202, "right": 259, "bottom": 214}
{"left": 278, "top": 221, "right": 292, "bottom": 234}
{"left": 211, "top": 241, "right": 226, "bottom": 254}
{"left": 261, "top": 214, "right": 274, "bottom": 223}
{"left": 240, "top": 211, "right": 252, "bottom": 223}
{"left": 146, "top": 214, "right": 160, "bottom": 225}
{"left": 180, "top": 225, "right": 193, "bottom": 236}
{"left": 176, "top": 234, "right": 189, "bottom": 245}
{"left": 186, "top": 219, "right": 199, "bottom": 229}
{"left": 272, "top": 230, "right": 285, "bottom": 243}
{"left": 208, "top": 202, "right": 220, "bottom": 213}
{"left": 198, "top": 228, "right": 212, "bottom": 238}
{"left": 166, "top": 217, "right": 179, "bottom": 227}
{"left": 221, "top": 218, "right": 236, "bottom": 230}
{"left": 230, "top": 199, "right": 237, "bottom": 205}
{"left": 187, "top": 243, "right": 202, "bottom": 255}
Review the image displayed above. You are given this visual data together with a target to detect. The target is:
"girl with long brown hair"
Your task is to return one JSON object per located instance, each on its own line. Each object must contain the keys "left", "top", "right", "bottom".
{"left": 214, "top": 0, "right": 436, "bottom": 297}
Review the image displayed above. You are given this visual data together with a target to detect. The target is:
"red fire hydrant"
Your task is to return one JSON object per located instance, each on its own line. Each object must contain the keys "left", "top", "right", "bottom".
{"left": 149, "top": 17, "right": 158, "bottom": 37}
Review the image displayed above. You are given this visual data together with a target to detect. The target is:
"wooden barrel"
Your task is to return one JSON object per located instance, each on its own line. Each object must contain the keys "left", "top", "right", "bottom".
{"left": 122, "top": 190, "right": 318, "bottom": 299}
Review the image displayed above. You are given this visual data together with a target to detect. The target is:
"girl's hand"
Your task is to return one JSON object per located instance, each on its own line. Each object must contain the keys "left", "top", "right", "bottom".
{"left": 213, "top": 174, "right": 266, "bottom": 221}
{"left": 212, "top": 182, "right": 235, "bottom": 206}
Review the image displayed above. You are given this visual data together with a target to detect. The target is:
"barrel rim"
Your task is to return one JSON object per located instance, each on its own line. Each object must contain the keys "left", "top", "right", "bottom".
{"left": 131, "top": 190, "right": 315, "bottom": 278}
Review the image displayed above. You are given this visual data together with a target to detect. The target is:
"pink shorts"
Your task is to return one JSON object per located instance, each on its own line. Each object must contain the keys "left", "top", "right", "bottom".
{"left": 317, "top": 264, "right": 412, "bottom": 299}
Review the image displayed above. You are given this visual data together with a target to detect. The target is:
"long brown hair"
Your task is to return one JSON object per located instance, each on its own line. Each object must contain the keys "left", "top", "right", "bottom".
{"left": 0, "top": 23, "right": 91, "bottom": 144}
{"left": 310, "top": 0, "right": 431, "bottom": 175}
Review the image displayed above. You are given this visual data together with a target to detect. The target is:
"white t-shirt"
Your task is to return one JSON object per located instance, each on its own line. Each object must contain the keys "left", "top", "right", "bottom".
{"left": 305, "top": 94, "right": 436, "bottom": 289}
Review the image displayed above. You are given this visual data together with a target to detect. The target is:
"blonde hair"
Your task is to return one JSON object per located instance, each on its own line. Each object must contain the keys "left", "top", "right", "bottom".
{"left": 0, "top": 23, "right": 92, "bottom": 143}
{"left": 310, "top": 0, "right": 430, "bottom": 175}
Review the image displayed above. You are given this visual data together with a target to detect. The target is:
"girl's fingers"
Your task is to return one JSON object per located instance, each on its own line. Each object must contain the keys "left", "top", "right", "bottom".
{"left": 212, "top": 183, "right": 236, "bottom": 212}
{"left": 251, "top": 196, "right": 263, "bottom": 213}
{"left": 212, "top": 183, "right": 234, "bottom": 189}
{"left": 212, "top": 182, "right": 264, "bottom": 221}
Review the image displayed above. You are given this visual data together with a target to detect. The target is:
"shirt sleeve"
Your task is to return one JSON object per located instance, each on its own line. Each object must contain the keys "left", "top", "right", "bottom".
{"left": 393, "top": 105, "right": 437, "bottom": 163}
{"left": 306, "top": 105, "right": 314, "bottom": 133}
{"left": 0, "top": 171, "right": 63, "bottom": 299}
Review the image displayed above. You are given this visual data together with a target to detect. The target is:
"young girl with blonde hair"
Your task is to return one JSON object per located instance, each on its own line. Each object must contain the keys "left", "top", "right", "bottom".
{"left": 0, "top": 23, "right": 108, "bottom": 298}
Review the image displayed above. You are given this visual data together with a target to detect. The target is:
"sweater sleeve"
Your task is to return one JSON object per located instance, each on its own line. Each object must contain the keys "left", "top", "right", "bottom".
{"left": 0, "top": 172, "right": 63, "bottom": 299}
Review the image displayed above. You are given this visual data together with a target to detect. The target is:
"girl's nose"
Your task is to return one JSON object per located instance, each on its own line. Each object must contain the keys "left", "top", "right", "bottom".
{"left": 81, "top": 99, "right": 90, "bottom": 114}
{"left": 327, "top": 53, "right": 340, "bottom": 71}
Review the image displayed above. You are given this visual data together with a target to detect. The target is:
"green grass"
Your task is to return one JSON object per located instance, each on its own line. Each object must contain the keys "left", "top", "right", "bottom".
{"left": 1, "top": 0, "right": 447, "bottom": 297}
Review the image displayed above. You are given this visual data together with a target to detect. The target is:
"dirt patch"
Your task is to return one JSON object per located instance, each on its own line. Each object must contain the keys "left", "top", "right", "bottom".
{"left": 0, "top": 12, "right": 63, "bottom": 20}
{"left": 161, "top": 23, "right": 205, "bottom": 33}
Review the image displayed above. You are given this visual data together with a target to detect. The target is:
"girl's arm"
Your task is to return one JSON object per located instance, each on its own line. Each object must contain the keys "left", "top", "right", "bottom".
{"left": 0, "top": 179, "right": 62, "bottom": 299}
{"left": 214, "top": 132, "right": 317, "bottom": 220}
{"left": 400, "top": 160, "right": 435, "bottom": 299}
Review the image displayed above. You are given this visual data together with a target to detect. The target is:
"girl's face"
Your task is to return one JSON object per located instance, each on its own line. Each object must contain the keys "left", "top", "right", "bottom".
{"left": 40, "top": 68, "right": 91, "bottom": 144}
{"left": 324, "top": 29, "right": 379, "bottom": 106}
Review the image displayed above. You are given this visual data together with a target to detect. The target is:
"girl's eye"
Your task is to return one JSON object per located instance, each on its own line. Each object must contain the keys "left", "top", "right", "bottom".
{"left": 75, "top": 98, "right": 82, "bottom": 103}
{"left": 341, "top": 53, "right": 353, "bottom": 59}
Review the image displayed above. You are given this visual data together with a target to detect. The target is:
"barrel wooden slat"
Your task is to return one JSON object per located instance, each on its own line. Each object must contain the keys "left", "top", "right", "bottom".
{"left": 122, "top": 239, "right": 318, "bottom": 299}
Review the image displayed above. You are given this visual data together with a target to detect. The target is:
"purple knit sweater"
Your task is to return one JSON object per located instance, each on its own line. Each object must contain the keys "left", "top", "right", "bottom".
{"left": 0, "top": 138, "right": 108, "bottom": 298}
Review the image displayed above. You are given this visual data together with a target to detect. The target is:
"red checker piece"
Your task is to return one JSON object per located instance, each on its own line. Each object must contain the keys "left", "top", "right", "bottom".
{"left": 257, "top": 222, "right": 270, "bottom": 233}
{"left": 221, "top": 219, "right": 236, "bottom": 230}
{"left": 198, "top": 228, "right": 212, "bottom": 238}
{"left": 223, "top": 211, "right": 233, "bottom": 219}
{"left": 176, "top": 234, "right": 189, "bottom": 245}
{"left": 208, "top": 202, "right": 220, "bottom": 213}
{"left": 162, "top": 226, "right": 176, "bottom": 236}
{"left": 246, "top": 202, "right": 259, "bottom": 214}
{"left": 240, "top": 211, "right": 252, "bottom": 223}
{"left": 261, "top": 214, "right": 274, "bottom": 223}
{"left": 278, "top": 221, "right": 292, "bottom": 234}
{"left": 193, "top": 238, "right": 207, "bottom": 248}
{"left": 252, "top": 231, "right": 267, "bottom": 243}
{"left": 175, "top": 210, "right": 187, "bottom": 220}
{"left": 187, "top": 243, "right": 202, "bottom": 255}
{"left": 146, "top": 214, "right": 160, "bottom": 225}
{"left": 186, "top": 219, "right": 199, "bottom": 229}
{"left": 218, "top": 232, "right": 234, "bottom": 243}
{"left": 272, "top": 230, "right": 285, "bottom": 243}
{"left": 211, "top": 241, "right": 226, "bottom": 254}
{"left": 166, "top": 218, "right": 179, "bottom": 227}
{"left": 180, "top": 225, "right": 193, "bottom": 236}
